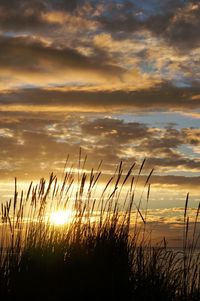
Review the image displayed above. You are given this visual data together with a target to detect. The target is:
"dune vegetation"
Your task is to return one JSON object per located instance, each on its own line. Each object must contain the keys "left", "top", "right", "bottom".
{"left": 0, "top": 154, "right": 199, "bottom": 301}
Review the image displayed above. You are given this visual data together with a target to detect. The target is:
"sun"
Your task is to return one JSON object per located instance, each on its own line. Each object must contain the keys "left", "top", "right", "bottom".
{"left": 49, "top": 210, "right": 73, "bottom": 226}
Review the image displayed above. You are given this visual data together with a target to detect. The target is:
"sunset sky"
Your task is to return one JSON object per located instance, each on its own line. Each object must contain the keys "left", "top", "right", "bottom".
{"left": 0, "top": 0, "right": 200, "bottom": 216}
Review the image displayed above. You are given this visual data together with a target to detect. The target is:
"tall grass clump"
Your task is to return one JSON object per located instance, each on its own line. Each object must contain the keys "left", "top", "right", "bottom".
{"left": 0, "top": 154, "right": 199, "bottom": 300}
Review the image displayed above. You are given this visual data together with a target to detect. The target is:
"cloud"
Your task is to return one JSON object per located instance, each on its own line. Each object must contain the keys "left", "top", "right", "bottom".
{"left": 0, "top": 112, "right": 200, "bottom": 183}
{"left": 0, "top": 0, "right": 199, "bottom": 193}
{"left": 94, "top": 1, "right": 200, "bottom": 51}
{"left": 0, "top": 34, "right": 160, "bottom": 91}
{"left": 0, "top": 35, "right": 124, "bottom": 80}
{"left": 0, "top": 0, "right": 50, "bottom": 30}
{"left": 1, "top": 84, "right": 200, "bottom": 112}
{"left": 151, "top": 175, "right": 200, "bottom": 189}
{"left": 0, "top": 1, "right": 199, "bottom": 93}
{"left": 142, "top": 2, "right": 200, "bottom": 51}
{"left": 81, "top": 118, "right": 151, "bottom": 143}
{"left": 0, "top": 0, "right": 85, "bottom": 30}
{"left": 163, "top": 3, "right": 200, "bottom": 50}
{"left": 182, "top": 128, "right": 200, "bottom": 146}
{"left": 96, "top": 1, "right": 141, "bottom": 33}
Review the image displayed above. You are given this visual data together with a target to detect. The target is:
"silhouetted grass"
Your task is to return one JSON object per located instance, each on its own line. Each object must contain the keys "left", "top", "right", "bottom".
{"left": 0, "top": 155, "right": 199, "bottom": 300}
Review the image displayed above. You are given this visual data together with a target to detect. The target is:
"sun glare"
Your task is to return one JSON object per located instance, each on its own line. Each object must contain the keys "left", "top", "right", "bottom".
{"left": 49, "top": 210, "right": 73, "bottom": 226}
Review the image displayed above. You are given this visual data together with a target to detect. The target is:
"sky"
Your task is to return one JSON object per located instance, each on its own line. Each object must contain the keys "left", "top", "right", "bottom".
{"left": 0, "top": 0, "right": 200, "bottom": 221}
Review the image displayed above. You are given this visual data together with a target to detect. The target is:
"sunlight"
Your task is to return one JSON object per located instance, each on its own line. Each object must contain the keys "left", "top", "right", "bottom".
{"left": 49, "top": 210, "right": 73, "bottom": 226}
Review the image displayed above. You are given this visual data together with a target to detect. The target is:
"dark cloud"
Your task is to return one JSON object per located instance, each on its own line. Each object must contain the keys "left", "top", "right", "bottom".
{"left": 0, "top": 0, "right": 83, "bottom": 15}
{"left": 50, "top": 0, "right": 85, "bottom": 12}
{"left": 1, "top": 84, "right": 200, "bottom": 111}
{"left": 81, "top": 118, "right": 151, "bottom": 143}
{"left": 0, "top": 0, "right": 49, "bottom": 30}
{"left": 96, "top": 1, "right": 200, "bottom": 50}
{"left": 0, "top": 0, "right": 90, "bottom": 32}
{"left": 96, "top": 1, "right": 141, "bottom": 33}
{"left": 1, "top": 112, "right": 200, "bottom": 179}
{"left": 148, "top": 157, "right": 200, "bottom": 171}
{"left": 152, "top": 174, "right": 200, "bottom": 188}
{"left": 79, "top": 117, "right": 200, "bottom": 173}
{"left": 148, "top": 2, "right": 200, "bottom": 50}
{"left": 0, "top": 35, "right": 124, "bottom": 77}
{"left": 0, "top": 0, "right": 199, "bottom": 51}
{"left": 0, "top": 0, "right": 46, "bottom": 9}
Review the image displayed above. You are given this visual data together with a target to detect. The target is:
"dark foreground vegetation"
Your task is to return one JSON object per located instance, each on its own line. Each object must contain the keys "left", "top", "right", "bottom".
{"left": 0, "top": 156, "right": 199, "bottom": 301}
